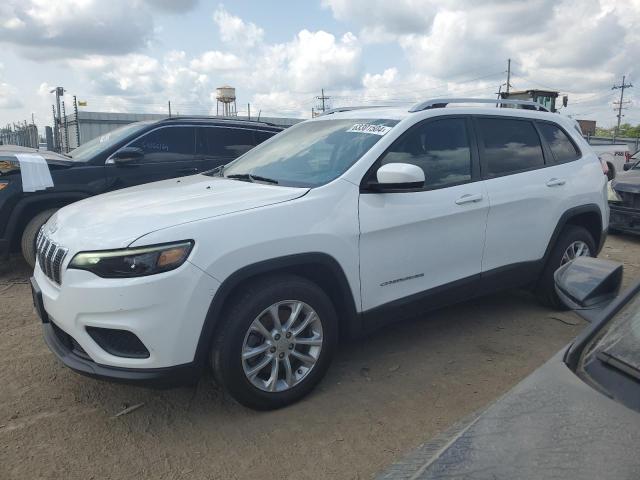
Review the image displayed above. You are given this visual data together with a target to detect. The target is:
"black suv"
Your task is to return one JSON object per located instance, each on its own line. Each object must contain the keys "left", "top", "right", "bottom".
{"left": 0, "top": 117, "right": 283, "bottom": 266}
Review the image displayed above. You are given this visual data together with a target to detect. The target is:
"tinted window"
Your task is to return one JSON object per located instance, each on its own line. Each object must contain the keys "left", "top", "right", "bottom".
{"left": 379, "top": 118, "right": 472, "bottom": 188}
{"left": 478, "top": 118, "right": 544, "bottom": 176}
{"left": 129, "top": 126, "right": 195, "bottom": 162}
{"left": 197, "top": 127, "right": 257, "bottom": 157}
{"left": 538, "top": 123, "right": 580, "bottom": 163}
{"left": 254, "top": 130, "right": 277, "bottom": 145}
{"left": 70, "top": 121, "right": 152, "bottom": 162}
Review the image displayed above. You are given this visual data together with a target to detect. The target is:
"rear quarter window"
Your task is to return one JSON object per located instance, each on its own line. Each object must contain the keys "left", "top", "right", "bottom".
{"left": 538, "top": 123, "right": 580, "bottom": 163}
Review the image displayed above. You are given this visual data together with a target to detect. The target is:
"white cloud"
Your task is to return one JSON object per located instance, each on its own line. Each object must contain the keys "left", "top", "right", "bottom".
{"left": 252, "top": 30, "right": 362, "bottom": 93}
{"left": 0, "top": 63, "right": 22, "bottom": 109}
{"left": 0, "top": 0, "right": 196, "bottom": 59}
{"left": 2, "top": 0, "right": 639, "bottom": 128}
{"left": 213, "top": 5, "right": 264, "bottom": 48}
{"left": 321, "top": 0, "right": 436, "bottom": 41}
{"left": 189, "top": 51, "right": 244, "bottom": 72}
{"left": 323, "top": 0, "right": 640, "bottom": 126}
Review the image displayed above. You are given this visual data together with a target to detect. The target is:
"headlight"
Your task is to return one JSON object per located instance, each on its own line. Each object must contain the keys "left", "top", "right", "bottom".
{"left": 68, "top": 240, "right": 194, "bottom": 278}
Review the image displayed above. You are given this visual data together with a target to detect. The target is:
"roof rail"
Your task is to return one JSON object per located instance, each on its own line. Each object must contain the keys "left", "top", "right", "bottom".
{"left": 161, "top": 115, "right": 280, "bottom": 127}
{"left": 320, "top": 105, "right": 389, "bottom": 116}
{"left": 408, "top": 98, "right": 550, "bottom": 113}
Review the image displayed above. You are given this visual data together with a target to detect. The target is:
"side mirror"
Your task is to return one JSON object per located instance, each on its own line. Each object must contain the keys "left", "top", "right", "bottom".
{"left": 372, "top": 163, "right": 425, "bottom": 191}
{"left": 109, "top": 147, "right": 144, "bottom": 165}
{"left": 554, "top": 257, "right": 623, "bottom": 310}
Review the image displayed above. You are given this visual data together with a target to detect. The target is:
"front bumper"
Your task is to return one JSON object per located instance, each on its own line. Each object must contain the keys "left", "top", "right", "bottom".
{"left": 609, "top": 203, "right": 640, "bottom": 235}
{"left": 33, "top": 257, "right": 220, "bottom": 377}
{"left": 41, "top": 317, "right": 200, "bottom": 387}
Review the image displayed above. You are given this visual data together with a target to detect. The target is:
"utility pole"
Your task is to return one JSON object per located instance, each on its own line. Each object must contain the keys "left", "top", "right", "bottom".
{"left": 61, "top": 100, "right": 70, "bottom": 153}
{"left": 73, "top": 95, "right": 80, "bottom": 148}
{"left": 505, "top": 58, "right": 512, "bottom": 95}
{"left": 168, "top": 100, "right": 172, "bottom": 117}
{"left": 247, "top": 103, "right": 251, "bottom": 121}
{"left": 612, "top": 75, "right": 633, "bottom": 135}
{"left": 316, "top": 88, "right": 330, "bottom": 113}
{"left": 51, "top": 105, "right": 58, "bottom": 151}
{"left": 50, "top": 87, "right": 65, "bottom": 152}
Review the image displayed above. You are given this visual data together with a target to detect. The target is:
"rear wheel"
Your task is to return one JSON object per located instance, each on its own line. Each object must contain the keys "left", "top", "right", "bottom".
{"left": 21, "top": 209, "right": 58, "bottom": 268}
{"left": 211, "top": 274, "right": 338, "bottom": 410}
{"left": 536, "top": 225, "right": 596, "bottom": 308}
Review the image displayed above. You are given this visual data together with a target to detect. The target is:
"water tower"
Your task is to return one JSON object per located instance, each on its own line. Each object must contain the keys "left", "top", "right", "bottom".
{"left": 216, "top": 85, "right": 237, "bottom": 117}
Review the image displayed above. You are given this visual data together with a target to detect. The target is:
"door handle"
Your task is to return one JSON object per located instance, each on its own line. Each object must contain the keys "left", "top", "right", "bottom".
{"left": 546, "top": 178, "right": 566, "bottom": 187}
{"left": 455, "top": 193, "right": 483, "bottom": 205}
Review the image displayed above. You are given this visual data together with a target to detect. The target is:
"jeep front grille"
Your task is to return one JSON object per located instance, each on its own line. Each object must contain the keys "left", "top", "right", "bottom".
{"left": 36, "top": 229, "right": 68, "bottom": 285}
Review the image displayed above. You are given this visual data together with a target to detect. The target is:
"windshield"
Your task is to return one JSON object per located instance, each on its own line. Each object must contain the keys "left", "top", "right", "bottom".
{"left": 577, "top": 289, "right": 640, "bottom": 413}
{"left": 69, "top": 121, "right": 152, "bottom": 161}
{"left": 589, "top": 293, "right": 640, "bottom": 373}
{"left": 219, "top": 118, "right": 399, "bottom": 187}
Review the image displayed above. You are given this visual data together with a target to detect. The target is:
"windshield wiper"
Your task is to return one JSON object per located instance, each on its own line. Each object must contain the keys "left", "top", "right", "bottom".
{"left": 202, "top": 165, "right": 225, "bottom": 177}
{"left": 225, "top": 173, "right": 278, "bottom": 184}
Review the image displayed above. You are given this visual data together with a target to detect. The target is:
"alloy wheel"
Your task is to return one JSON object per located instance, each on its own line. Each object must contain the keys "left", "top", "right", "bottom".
{"left": 241, "top": 300, "right": 323, "bottom": 393}
{"left": 561, "top": 240, "right": 591, "bottom": 265}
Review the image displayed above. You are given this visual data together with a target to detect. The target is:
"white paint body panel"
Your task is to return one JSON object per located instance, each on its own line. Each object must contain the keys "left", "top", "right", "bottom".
{"left": 359, "top": 181, "right": 489, "bottom": 310}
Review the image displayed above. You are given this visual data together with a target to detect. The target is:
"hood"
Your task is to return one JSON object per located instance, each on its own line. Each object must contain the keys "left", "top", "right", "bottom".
{"left": 0, "top": 147, "right": 75, "bottom": 176}
{"left": 48, "top": 174, "right": 309, "bottom": 250}
{"left": 612, "top": 170, "right": 640, "bottom": 194}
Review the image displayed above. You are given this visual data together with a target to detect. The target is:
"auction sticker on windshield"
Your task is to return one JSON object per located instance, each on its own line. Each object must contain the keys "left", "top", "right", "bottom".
{"left": 346, "top": 124, "right": 393, "bottom": 136}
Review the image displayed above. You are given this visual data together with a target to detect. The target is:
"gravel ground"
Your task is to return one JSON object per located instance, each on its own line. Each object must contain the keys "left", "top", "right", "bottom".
{"left": 1, "top": 233, "right": 639, "bottom": 480}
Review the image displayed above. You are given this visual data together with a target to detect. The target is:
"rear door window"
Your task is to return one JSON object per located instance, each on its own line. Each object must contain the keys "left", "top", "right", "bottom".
{"left": 129, "top": 126, "right": 195, "bottom": 162}
{"left": 538, "top": 123, "right": 580, "bottom": 163}
{"left": 477, "top": 118, "right": 545, "bottom": 176}
{"left": 197, "top": 127, "right": 256, "bottom": 158}
{"left": 378, "top": 118, "right": 472, "bottom": 189}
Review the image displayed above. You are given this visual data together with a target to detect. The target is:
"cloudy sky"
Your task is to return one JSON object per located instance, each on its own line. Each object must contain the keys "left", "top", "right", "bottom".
{"left": 0, "top": 0, "right": 638, "bottom": 130}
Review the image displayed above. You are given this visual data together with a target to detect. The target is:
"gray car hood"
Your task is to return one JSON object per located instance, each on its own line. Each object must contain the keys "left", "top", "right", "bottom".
{"left": 386, "top": 350, "right": 640, "bottom": 479}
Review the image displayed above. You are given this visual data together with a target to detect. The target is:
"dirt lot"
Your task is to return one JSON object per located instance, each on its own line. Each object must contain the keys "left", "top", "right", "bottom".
{"left": 1, "top": 234, "right": 639, "bottom": 480}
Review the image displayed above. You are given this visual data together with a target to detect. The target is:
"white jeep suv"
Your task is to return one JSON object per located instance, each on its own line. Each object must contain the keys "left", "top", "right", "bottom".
{"left": 31, "top": 99, "right": 609, "bottom": 409}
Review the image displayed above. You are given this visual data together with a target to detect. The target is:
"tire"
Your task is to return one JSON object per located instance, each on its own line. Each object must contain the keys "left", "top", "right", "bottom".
{"left": 211, "top": 274, "right": 338, "bottom": 410}
{"left": 21, "top": 209, "right": 58, "bottom": 268}
{"left": 536, "top": 225, "right": 596, "bottom": 309}
{"left": 606, "top": 162, "right": 615, "bottom": 181}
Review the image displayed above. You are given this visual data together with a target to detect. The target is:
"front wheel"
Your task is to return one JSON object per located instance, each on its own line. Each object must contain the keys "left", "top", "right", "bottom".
{"left": 536, "top": 225, "right": 596, "bottom": 308}
{"left": 21, "top": 209, "right": 58, "bottom": 268}
{"left": 211, "top": 275, "right": 338, "bottom": 410}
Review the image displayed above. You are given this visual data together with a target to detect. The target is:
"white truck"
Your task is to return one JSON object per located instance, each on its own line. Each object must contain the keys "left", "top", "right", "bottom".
{"left": 590, "top": 143, "right": 631, "bottom": 180}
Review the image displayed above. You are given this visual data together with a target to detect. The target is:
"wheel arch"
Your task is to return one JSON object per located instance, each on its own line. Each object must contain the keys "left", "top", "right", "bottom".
{"left": 543, "top": 204, "right": 604, "bottom": 265}
{"left": 7, "top": 193, "right": 90, "bottom": 249}
{"left": 193, "top": 252, "right": 361, "bottom": 365}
